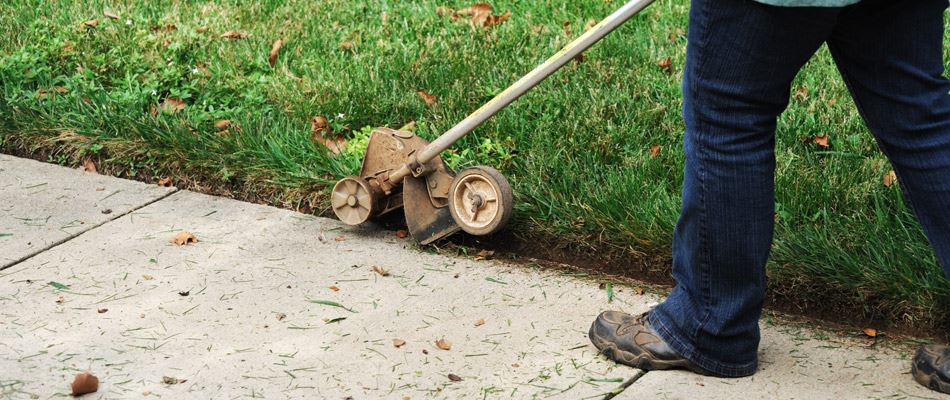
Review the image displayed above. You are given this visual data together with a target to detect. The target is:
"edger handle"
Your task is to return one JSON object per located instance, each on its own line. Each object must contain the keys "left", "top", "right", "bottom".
{"left": 389, "top": 0, "right": 656, "bottom": 182}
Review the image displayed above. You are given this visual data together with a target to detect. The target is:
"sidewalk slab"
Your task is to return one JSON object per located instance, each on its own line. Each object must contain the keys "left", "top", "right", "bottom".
{"left": 0, "top": 189, "right": 646, "bottom": 399}
{"left": 0, "top": 154, "right": 175, "bottom": 269}
{"left": 614, "top": 319, "right": 939, "bottom": 400}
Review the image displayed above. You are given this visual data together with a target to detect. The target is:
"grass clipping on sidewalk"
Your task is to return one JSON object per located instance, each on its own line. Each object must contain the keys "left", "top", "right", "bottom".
{"left": 0, "top": 0, "right": 947, "bottom": 328}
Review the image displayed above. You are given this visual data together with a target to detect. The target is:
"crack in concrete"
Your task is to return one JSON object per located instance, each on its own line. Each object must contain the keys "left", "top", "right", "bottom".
{"left": 0, "top": 188, "right": 179, "bottom": 271}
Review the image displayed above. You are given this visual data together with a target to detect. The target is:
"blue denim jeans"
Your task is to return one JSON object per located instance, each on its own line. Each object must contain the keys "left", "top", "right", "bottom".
{"left": 649, "top": 0, "right": 950, "bottom": 377}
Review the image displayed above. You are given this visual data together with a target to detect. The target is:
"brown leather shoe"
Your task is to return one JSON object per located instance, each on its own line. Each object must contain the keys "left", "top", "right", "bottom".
{"left": 589, "top": 311, "right": 711, "bottom": 376}
{"left": 912, "top": 344, "right": 950, "bottom": 394}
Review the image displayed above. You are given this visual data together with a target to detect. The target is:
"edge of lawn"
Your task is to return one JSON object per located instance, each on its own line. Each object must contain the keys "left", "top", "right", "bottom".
{"left": 3, "top": 134, "right": 947, "bottom": 342}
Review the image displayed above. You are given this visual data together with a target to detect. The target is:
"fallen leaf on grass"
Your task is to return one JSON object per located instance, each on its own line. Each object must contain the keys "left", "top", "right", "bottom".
{"left": 441, "top": 3, "right": 510, "bottom": 29}
{"left": 311, "top": 116, "right": 345, "bottom": 154}
{"left": 650, "top": 144, "right": 662, "bottom": 158}
{"left": 71, "top": 371, "right": 99, "bottom": 396}
{"left": 435, "top": 338, "right": 452, "bottom": 351}
{"left": 883, "top": 170, "right": 897, "bottom": 188}
{"left": 863, "top": 328, "right": 878, "bottom": 338}
{"left": 268, "top": 39, "right": 284, "bottom": 66}
{"left": 447, "top": 373, "right": 462, "bottom": 382}
{"left": 474, "top": 250, "right": 494, "bottom": 260}
{"left": 372, "top": 266, "right": 390, "bottom": 277}
{"left": 103, "top": 10, "right": 119, "bottom": 20}
{"left": 171, "top": 231, "right": 198, "bottom": 246}
{"left": 221, "top": 31, "right": 249, "bottom": 39}
{"left": 157, "top": 97, "right": 186, "bottom": 114}
{"left": 329, "top": 285, "right": 340, "bottom": 292}
{"left": 394, "top": 230, "right": 409, "bottom": 238}
{"left": 82, "top": 158, "right": 98, "bottom": 174}
{"left": 151, "top": 24, "right": 177, "bottom": 33}
{"left": 416, "top": 90, "right": 437, "bottom": 107}
{"left": 82, "top": 19, "right": 99, "bottom": 29}
{"left": 474, "top": 319, "right": 485, "bottom": 327}
{"left": 339, "top": 41, "right": 354, "bottom": 50}
{"left": 814, "top": 134, "right": 830, "bottom": 149}
{"left": 157, "top": 177, "right": 172, "bottom": 187}
{"left": 393, "top": 339, "right": 406, "bottom": 348}
{"left": 214, "top": 120, "right": 232, "bottom": 131}
{"left": 657, "top": 57, "right": 672, "bottom": 74}
{"left": 97, "top": 308, "right": 108, "bottom": 314}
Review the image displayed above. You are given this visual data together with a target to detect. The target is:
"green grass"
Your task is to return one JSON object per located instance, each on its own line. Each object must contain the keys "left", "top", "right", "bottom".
{"left": 1, "top": 0, "right": 947, "bottom": 328}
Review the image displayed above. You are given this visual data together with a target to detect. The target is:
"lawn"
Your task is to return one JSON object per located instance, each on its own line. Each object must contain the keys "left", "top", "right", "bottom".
{"left": 1, "top": 0, "right": 947, "bottom": 329}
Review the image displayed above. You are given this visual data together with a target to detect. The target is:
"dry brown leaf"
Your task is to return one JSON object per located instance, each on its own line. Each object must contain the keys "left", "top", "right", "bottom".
{"left": 329, "top": 285, "right": 340, "bottom": 292}
{"left": 268, "top": 39, "right": 284, "bottom": 66}
{"left": 447, "top": 373, "right": 462, "bottom": 382}
{"left": 474, "top": 318, "right": 485, "bottom": 327}
{"left": 158, "top": 97, "right": 186, "bottom": 114}
{"left": 221, "top": 31, "right": 249, "bottom": 39}
{"left": 372, "top": 265, "right": 390, "bottom": 277}
{"left": 95, "top": 187, "right": 105, "bottom": 191}
{"left": 82, "top": 19, "right": 99, "bottom": 29}
{"left": 171, "top": 231, "right": 198, "bottom": 246}
{"left": 634, "top": 287, "right": 645, "bottom": 295}
{"left": 103, "top": 10, "right": 119, "bottom": 20}
{"left": 71, "top": 371, "right": 99, "bottom": 396}
{"left": 883, "top": 170, "right": 897, "bottom": 188}
{"left": 435, "top": 338, "right": 452, "bottom": 351}
{"left": 310, "top": 116, "right": 345, "bottom": 154}
{"left": 863, "top": 328, "right": 878, "bottom": 338}
{"left": 650, "top": 144, "right": 662, "bottom": 159}
{"left": 157, "top": 177, "right": 172, "bottom": 187}
{"left": 334, "top": 235, "right": 346, "bottom": 242}
{"left": 214, "top": 120, "right": 232, "bottom": 131}
{"left": 56, "top": 295, "right": 65, "bottom": 304}
{"left": 339, "top": 41, "right": 354, "bottom": 50}
{"left": 657, "top": 57, "right": 672, "bottom": 74}
{"left": 794, "top": 86, "right": 809, "bottom": 101}
{"left": 151, "top": 24, "right": 177, "bottom": 33}
{"left": 511, "top": 363, "right": 520, "bottom": 368}
{"left": 814, "top": 134, "right": 830, "bottom": 149}
{"left": 474, "top": 249, "right": 495, "bottom": 260}
{"left": 416, "top": 90, "right": 437, "bottom": 107}
{"left": 393, "top": 338, "right": 406, "bottom": 348}
{"left": 446, "top": 3, "right": 509, "bottom": 28}
{"left": 584, "top": 19, "right": 598, "bottom": 31}
{"left": 82, "top": 158, "right": 98, "bottom": 174}
{"left": 195, "top": 26, "right": 209, "bottom": 33}
{"left": 395, "top": 230, "right": 409, "bottom": 239}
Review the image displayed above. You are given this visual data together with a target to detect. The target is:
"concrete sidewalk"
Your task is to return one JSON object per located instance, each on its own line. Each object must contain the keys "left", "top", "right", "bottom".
{"left": 0, "top": 154, "right": 942, "bottom": 399}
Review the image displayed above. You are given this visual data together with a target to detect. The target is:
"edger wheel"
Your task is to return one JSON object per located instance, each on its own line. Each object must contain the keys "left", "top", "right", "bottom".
{"left": 448, "top": 166, "right": 513, "bottom": 236}
{"left": 331, "top": 177, "right": 379, "bottom": 225}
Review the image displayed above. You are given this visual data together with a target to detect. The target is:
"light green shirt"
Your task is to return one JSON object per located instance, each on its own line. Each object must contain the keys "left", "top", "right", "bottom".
{"left": 754, "top": 0, "right": 860, "bottom": 6}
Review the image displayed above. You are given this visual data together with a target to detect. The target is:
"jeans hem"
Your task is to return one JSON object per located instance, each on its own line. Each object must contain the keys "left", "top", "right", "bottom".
{"left": 648, "top": 310, "right": 758, "bottom": 378}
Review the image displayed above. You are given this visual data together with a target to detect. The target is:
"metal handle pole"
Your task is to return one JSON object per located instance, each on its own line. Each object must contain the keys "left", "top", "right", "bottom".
{"left": 391, "top": 0, "right": 655, "bottom": 182}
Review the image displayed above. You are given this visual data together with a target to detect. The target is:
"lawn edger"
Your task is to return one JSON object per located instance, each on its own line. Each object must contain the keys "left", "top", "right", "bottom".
{"left": 331, "top": 0, "right": 655, "bottom": 244}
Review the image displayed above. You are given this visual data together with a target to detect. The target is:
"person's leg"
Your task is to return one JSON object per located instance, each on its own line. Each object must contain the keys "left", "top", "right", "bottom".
{"left": 645, "top": 0, "right": 840, "bottom": 377}
{"left": 827, "top": 0, "right": 950, "bottom": 277}
{"left": 826, "top": 0, "right": 950, "bottom": 393}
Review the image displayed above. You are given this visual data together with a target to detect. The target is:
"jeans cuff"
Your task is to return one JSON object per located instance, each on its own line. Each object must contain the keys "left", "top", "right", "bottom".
{"left": 648, "top": 310, "right": 758, "bottom": 378}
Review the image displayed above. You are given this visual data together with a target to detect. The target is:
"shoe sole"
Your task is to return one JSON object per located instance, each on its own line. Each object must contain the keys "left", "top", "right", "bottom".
{"left": 912, "top": 360, "right": 950, "bottom": 394}
{"left": 589, "top": 328, "right": 709, "bottom": 376}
